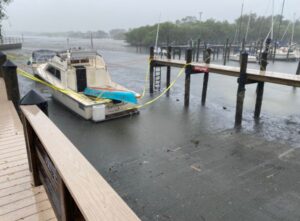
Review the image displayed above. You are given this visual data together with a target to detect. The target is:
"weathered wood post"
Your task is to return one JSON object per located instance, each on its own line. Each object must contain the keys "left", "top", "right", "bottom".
{"left": 202, "top": 48, "right": 211, "bottom": 105}
{"left": 2, "top": 60, "right": 20, "bottom": 112}
{"left": 0, "top": 51, "right": 7, "bottom": 78}
{"left": 296, "top": 60, "right": 300, "bottom": 75}
{"left": 223, "top": 38, "right": 229, "bottom": 65}
{"left": 254, "top": 38, "right": 271, "bottom": 119}
{"left": 196, "top": 39, "right": 201, "bottom": 62}
{"left": 166, "top": 46, "right": 172, "bottom": 96}
{"left": 22, "top": 117, "right": 42, "bottom": 185}
{"left": 235, "top": 52, "right": 248, "bottom": 127}
{"left": 184, "top": 49, "right": 192, "bottom": 107}
{"left": 149, "top": 46, "right": 154, "bottom": 94}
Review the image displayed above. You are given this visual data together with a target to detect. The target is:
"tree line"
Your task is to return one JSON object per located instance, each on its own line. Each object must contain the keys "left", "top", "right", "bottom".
{"left": 125, "top": 14, "right": 300, "bottom": 47}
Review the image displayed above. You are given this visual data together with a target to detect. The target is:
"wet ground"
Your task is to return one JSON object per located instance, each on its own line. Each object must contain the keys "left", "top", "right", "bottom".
{"left": 6, "top": 36, "right": 300, "bottom": 220}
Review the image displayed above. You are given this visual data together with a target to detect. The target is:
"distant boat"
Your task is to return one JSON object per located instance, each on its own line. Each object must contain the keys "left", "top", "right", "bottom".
{"left": 29, "top": 49, "right": 139, "bottom": 122}
{"left": 229, "top": 53, "right": 257, "bottom": 63}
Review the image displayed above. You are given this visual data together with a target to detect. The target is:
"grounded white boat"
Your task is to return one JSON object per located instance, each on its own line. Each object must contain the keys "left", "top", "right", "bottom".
{"left": 30, "top": 49, "right": 139, "bottom": 122}
{"left": 229, "top": 53, "right": 257, "bottom": 63}
{"left": 272, "top": 47, "right": 298, "bottom": 61}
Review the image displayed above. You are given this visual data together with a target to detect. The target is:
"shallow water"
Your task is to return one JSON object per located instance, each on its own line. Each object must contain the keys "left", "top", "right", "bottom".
{"left": 6, "top": 36, "right": 300, "bottom": 220}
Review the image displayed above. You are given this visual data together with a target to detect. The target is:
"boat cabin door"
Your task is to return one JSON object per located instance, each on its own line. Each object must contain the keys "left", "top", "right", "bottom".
{"left": 75, "top": 66, "right": 87, "bottom": 92}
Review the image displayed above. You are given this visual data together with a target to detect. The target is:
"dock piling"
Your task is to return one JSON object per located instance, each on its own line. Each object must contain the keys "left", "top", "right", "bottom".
{"left": 196, "top": 39, "right": 201, "bottom": 62}
{"left": 149, "top": 46, "right": 154, "bottom": 94}
{"left": 166, "top": 46, "right": 172, "bottom": 96}
{"left": 201, "top": 48, "right": 211, "bottom": 106}
{"left": 296, "top": 60, "right": 300, "bottom": 75}
{"left": 184, "top": 49, "right": 192, "bottom": 107}
{"left": 0, "top": 51, "right": 7, "bottom": 78}
{"left": 2, "top": 59, "right": 20, "bottom": 112}
{"left": 235, "top": 52, "right": 248, "bottom": 127}
{"left": 254, "top": 39, "right": 271, "bottom": 119}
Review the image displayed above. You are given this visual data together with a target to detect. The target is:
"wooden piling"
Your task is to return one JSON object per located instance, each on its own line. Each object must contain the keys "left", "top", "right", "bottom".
{"left": 166, "top": 46, "right": 172, "bottom": 96}
{"left": 149, "top": 47, "right": 154, "bottom": 94}
{"left": 254, "top": 39, "right": 271, "bottom": 119}
{"left": 196, "top": 39, "right": 201, "bottom": 62}
{"left": 235, "top": 52, "right": 248, "bottom": 127}
{"left": 184, "top": 49, "right": 192, "bottom": 107}
{"left": 296, "top": 60, "right": 300, "bottom": 75}
{"left": 2, "top": 60, "right": 20, "bottom": 112}
{"left": 223, "top": 38, "right": 229, "bottom": 65}
{"left": 202, "top": 48, "right": 211, "bottom": 106}
{"left": 0, "top": 51, "right": 7, "bottom": 78}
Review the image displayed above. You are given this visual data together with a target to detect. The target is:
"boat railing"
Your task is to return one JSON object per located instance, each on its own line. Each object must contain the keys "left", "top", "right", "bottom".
{"left": 20, "top": 105, "right": 140, "bottom": 221}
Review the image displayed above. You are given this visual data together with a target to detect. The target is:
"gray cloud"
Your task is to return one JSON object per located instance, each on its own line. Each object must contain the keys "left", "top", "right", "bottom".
{"left": 2, "top": 0, "right": 299, "bottom": 33}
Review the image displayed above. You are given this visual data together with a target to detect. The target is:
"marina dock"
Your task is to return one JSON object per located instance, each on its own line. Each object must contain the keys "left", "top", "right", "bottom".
{"left": 0, "top": 78, "right": 56, "bottom": 220}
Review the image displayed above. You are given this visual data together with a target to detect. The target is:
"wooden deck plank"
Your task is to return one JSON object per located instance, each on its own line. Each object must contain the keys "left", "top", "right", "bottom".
{"left": 0, "top": 146, "right": 26, "bottom": 155}
{"left": 0, "top": 176, "right": 31, "bottom": 190}
{"left": 0, "top": 191, "right": 48, "bottom": 215}
{"left": 0, "top": 161, "right": 29, "bottom": 177}
{"left": 0, "top": 149, "right": 26, "bottom": 160}
{"left": 0, "top": 185, "right": 45, "bottom": 207}
{"left": 0, "top": 169, "right": 30, "bottom": 183}
{"left": 0, "top": 159, "right": 28, "bottom": 171}
{"left": 21, "top": 105, "right": 141, "bottom": 221}
{"left": 0, "top": 182, "right": 32, "bottom": 198}
{"left": 0, "top": 199, "right": 53, "bottom": 221}
{"left": 20, "top": 208, "right": 57, "bottom": 221}
{"left": 0, "top": 154, "right": 28, "bottom": 165}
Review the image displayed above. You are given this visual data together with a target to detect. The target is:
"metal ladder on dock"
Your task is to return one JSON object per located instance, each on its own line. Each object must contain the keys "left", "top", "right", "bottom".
{"left": 154, "top": 67, "right": 162, "bottom": 91}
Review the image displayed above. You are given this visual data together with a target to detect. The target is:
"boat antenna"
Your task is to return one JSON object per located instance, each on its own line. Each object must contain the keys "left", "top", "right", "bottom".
{"left": 244, "top": 12, "right": 251, "bottom": 42}
{"left": 67, "top": 38, "right": 70, "bottom": 49}
{"left": 291, "top": 13, "right": 296, "bottom": 44}
{"left": 271, "top": 0, "right": 274, "bottom": 40}
{"left": 154, "top": 13, "right": 161, "bottom": 52}
{"left": 276, "top": 0, "right": 285, "bottom": 45}
{"left": 90, "top": 32, "right": 94, "bottom": 49}
{"left": 237, "top": 0, "right": 245, "bottom": 43}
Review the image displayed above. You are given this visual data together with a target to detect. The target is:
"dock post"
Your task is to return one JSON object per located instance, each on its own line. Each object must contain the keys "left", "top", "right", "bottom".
{"left": 22, "top": 117, "right": 42, "bottom": 186}
{"left": 235, "top": 52, "right": 248, "bottom": 128}
{"left": 296, "top": 60, "right": 300, "bottom": 75}
{"left": 2, "top": 60, "right": 20, "bottom": 112}
{"left": 196, "top": 39, "right": 201, "bottom": 62}
{"left": 254, "top": 38, "right": 271, "bottom": 119}
{"left": 184, "top": 49, "right": 192, "bottom": 107}
{"left": 166, "top": 46, "right": 172, "bottom": 96}
{"left": 202, "top": 48, "right": 211, "bottom": 106}
{"left": 0, "top": 51, "right": 7, "bottom": 78}
{"left": 223, "top": 38, "right": 229, "bottom": 65}
{"left": 149, "top": 46, "right": 154, "bottom": 94}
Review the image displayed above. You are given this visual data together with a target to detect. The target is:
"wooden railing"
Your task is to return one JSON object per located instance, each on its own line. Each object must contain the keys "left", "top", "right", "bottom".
{"left": 21, "top": 105, "right": 140, "bottom": 221}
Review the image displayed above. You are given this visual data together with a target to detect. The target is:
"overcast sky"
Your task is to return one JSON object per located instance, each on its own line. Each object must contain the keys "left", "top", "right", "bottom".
{"left": 2, "top": 0, "right": 299, "bottom": 34}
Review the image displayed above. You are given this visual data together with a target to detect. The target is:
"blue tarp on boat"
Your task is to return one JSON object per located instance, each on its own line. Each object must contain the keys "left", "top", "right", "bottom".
{"left": 84, "top": 87, "right": 138, "bottom": 104}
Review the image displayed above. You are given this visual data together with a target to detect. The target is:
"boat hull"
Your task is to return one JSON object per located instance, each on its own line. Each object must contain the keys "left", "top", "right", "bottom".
{"left": 51, "top": 89, "right": 139, "bottom": 122}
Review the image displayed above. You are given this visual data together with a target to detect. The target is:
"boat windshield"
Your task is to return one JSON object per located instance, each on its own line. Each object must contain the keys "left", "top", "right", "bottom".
{"left": 32, "top": 50, "right": 57, "bottom": 63}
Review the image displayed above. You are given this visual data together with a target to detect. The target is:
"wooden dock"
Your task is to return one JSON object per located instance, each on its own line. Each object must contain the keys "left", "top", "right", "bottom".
{"left": 150, "top": 45, "right": 300, "bottom": 127}
{"left": 0, "top": 78, "right": 56, "bottom": 221}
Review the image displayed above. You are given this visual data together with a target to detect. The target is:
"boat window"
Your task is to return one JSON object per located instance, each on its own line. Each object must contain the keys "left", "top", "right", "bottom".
{"left": 46, "top": 65, "right": 61, "bottom": 80}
